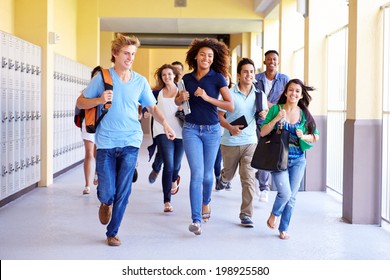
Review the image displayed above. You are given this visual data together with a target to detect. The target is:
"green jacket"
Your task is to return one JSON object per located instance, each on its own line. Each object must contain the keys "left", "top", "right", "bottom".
{"left": 261, "top": 104, "right": 319, "bottom": 152}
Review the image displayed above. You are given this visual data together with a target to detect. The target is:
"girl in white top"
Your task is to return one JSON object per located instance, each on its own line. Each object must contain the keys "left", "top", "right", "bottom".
{"left": 77, "top": 66, "right": 102, "bottom": 195}
{"left": 152, "top": 64, "right": 184, "bottom": 213}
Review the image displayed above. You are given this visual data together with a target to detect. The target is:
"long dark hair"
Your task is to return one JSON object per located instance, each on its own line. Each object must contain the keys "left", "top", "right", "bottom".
{"left": 185, "top": 38, "right": 230, "bottom": 77}
{"left": 277, "top": 79, "right": 317, "bottom": 135}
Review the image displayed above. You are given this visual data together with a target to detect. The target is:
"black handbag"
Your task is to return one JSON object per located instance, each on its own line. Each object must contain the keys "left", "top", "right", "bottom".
{"left": 175, "top": 109, "right": 185, "bottom": 126}
{"left": 251, "top": 123, "right": 289, "bottom": 172}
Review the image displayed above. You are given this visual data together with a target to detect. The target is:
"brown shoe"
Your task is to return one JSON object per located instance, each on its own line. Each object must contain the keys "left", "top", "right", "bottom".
{"left": 99, "top": 203, "right": 112, "bottom": 225}
{"left": 107, "top": 236, "right": 121, "bottom": 246}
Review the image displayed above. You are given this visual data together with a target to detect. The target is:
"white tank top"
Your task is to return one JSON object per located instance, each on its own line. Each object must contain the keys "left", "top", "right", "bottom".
{"left": 153, "top": 89, "right": 183, "bottom": 139}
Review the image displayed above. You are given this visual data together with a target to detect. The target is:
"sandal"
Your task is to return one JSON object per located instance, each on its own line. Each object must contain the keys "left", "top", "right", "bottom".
{"left": 279, "top": 231, "right": 290, "bottom": 240}
{"left": 93, "top": 173, "right": 98, "bottom": 185}
{"left": 266, "top": 213, "right": 277, "bottom": 229}
{"left": 171, "top": 181, "right": 179, "bottom": 195}
{"left": 82, "top": 186, "right": 90, "bottom": 195}
{"left": 164, "top": 203, "right": 173, "bottom": 213}
{"left": 202, "top": 204, "right": 211, "bottom": 222}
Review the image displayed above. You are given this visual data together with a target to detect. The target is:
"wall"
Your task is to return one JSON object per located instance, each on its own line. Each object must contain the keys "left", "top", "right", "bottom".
{"left": 0, "top": 0, "right": 14, "bottom": 34}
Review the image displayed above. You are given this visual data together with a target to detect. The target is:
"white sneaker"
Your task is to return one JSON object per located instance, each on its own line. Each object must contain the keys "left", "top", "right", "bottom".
{"left": 259, "top": 190, "right": 269, "bottom": 202}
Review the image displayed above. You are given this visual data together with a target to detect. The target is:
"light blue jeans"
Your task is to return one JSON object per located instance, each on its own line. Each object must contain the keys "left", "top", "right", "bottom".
{"left": 183, "top": 122, "right": 221, "bottom": 223}
{"left": 271, "top": 155, "right": 306, "bottom": 232}
{"left": 96, "top": 146, "right": 139, "bottom": 238}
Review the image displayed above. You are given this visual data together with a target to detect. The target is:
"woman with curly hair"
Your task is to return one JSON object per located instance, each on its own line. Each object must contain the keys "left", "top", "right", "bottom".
{"left": 260, "top": 78, "right": 320, "bottom": 240}
{"left": 175, "top": 38, "right": 234, "bottom": 235}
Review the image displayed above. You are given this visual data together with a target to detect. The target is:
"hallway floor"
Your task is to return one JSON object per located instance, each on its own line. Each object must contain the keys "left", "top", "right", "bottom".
{"left": 1, "top": 137, "right": 390, "bottom": 261}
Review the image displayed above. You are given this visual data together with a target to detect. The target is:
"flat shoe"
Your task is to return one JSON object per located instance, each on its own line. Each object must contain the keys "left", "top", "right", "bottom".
{"left": 279, "top": 231, "right": 290, "bottom": 240}
{"left": 164, "top": 205, "right": 173, "bottom": 212}
{"left": 266, "top": 213, "right": 277, "bottom": 229}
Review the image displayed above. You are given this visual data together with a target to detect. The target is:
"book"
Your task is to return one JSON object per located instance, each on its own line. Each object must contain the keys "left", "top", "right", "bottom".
{"left": 229, "top": 115, "right": 248, "bottom": 135}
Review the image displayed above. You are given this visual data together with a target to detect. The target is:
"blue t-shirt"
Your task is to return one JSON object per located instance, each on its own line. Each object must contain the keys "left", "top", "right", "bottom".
{"left": 83, "top": 67, "right": 156, "bottom": 149}
{"left": 182, "top": 69, "right": 227, "bottom": 125}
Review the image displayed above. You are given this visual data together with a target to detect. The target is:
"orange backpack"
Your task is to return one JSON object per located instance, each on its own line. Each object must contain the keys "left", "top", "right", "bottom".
{"left": 84, "top": 68, "right": 113, "bottom": 133}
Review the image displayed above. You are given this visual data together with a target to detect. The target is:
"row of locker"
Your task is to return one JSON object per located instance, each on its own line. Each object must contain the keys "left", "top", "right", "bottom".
{"left": 53, "top": 54, "right": 92, "bottom": 174}
{"left": 0, "top": 31, "right": 94, "bottom": 201}
{"left": 1, "top": 31, "right": 41, "bottom": 144}
{"left": 1, "top": 136, "right": 40, "bottom": 199}
{"left": 0, "top": 31, "right": 41, "bottom": 200}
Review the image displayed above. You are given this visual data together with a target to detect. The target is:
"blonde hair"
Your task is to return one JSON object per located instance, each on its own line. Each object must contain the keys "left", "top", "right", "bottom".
{"left": 111, "top": 33, "right": 141, "bottom": 63}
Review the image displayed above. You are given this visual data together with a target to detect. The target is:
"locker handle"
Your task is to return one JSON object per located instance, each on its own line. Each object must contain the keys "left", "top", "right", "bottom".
{"left": 8, "top": 59, "right": 14, "bottom": 70}
{"left": 2, "top": 57, "right": 7, "bottom": 68}
{"left": 1, "top": 166, "right": 7, "bottom": 176}
{"left": 15, "top": 61, "right": 21, "bottom": 71}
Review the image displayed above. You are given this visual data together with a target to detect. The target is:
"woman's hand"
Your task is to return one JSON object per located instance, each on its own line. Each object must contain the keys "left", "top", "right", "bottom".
{"left": 194, "top": 87, "right": 209, "bottom": 101}
{"left": 296, "top": 129, "right": 304, "bottom": 139}
{"left": 178, "top": 90, "right": 189, "bottom": 103}
{"left": 277, "top": 108, "right": 286, "bottom": 122}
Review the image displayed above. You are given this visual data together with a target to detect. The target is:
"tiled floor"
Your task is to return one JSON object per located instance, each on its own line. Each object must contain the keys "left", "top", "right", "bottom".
{"left": 1, "top": 137, "right": 390, "bottom": 260}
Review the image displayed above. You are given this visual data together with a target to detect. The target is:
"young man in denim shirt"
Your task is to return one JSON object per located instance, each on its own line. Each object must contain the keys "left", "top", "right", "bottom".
{"left": 254, "top": 50, "right": 289, "bottom": 202}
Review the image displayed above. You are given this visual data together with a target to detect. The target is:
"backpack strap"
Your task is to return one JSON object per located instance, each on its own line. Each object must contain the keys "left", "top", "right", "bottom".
{"left": 95, "top": 68, "right": 113, "bottom": 127}
{"left": 101, "top": 68, "right": 112, "bottom": 111}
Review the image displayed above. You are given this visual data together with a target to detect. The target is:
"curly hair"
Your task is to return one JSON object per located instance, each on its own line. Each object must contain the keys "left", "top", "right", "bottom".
{"left": 111, "top": 33, "right": 140, "bottom": 63}
{"left": 152, "top": 64, "right": 180, "bottom": 90}
{"left": 185, "top": 38, "right": 230, "bottom": 77}
{"left": 277, "top": 78, "right": 317, "bottom": 135}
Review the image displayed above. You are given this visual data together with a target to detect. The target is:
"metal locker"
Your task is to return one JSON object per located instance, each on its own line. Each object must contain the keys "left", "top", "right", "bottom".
{"left": 7, "top": 140, "right": 14, "bottom": 195}
{"left": 19, "top": 137, "right": 25, "bottom": 190}
{"left": 13, "top": 139, "right": 20, "bottom": 191}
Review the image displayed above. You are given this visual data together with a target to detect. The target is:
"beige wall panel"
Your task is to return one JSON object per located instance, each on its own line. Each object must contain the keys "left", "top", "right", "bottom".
{"left": 53, "top": 0, "right": 77, "bottom": 59}
{"left": 0, "top": 0, "right": 14, "bottom": 33}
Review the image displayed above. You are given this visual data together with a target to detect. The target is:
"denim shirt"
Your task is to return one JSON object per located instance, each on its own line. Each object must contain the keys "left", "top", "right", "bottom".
{"left": 254, "top": 71, "right": 289, "bottom": 126}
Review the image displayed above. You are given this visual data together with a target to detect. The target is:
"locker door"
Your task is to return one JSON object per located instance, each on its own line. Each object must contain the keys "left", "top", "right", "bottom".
{"left": 1, "top": 33, "right": 8, "bottom": 144}
{"left": 1, "top": 142, "right": 8, "bottom": 199}
{"left": 7, "top": 34, "right": 15, "bottom": 143}
{"left": 19, "top": 137, "right": 25, "bottom": 190}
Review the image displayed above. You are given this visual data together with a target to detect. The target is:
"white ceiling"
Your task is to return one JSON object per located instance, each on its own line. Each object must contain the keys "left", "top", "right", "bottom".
{"left": 100, "top": 17, "right": 264, "bottom": 34}
{"left": 99, "top": 0, "right": 279, "bottom": 35}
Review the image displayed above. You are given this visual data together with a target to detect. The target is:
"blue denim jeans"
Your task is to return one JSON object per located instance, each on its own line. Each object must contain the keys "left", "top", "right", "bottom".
{"left": 214, "top": 146, "right": 222, "bottom": 179}
{"left": 271, "top": 155, "right": 306, "bottom": 232}
{"left": 96, "top": 146, "right": 139, "bottom": 238}
{"left": 255, "top": 169, "right": 270, "bottom": 191}
{"left": 183, "top": 122, "right": 221, "bottom": 223}
{"left": 156, "top": 134, "right": 184, "bottom": 203}
{"left": 152, "top": 148, "right": 163, "bottom": 173}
